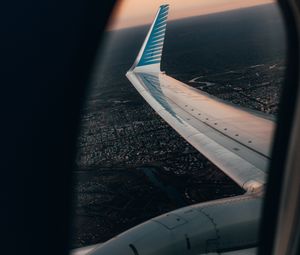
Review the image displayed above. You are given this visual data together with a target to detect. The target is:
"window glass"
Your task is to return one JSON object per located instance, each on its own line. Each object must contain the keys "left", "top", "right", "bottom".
{"left": 71, "top": 0, "right": 286, "bottom": 251}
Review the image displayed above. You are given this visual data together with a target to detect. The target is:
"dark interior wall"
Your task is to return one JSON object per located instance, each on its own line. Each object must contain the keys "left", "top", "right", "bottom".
{"left": 0, "top": 1, "right": 115, "bottom": 254}
{"left": 259, "top": 1, "right": 300, "bottom": 254}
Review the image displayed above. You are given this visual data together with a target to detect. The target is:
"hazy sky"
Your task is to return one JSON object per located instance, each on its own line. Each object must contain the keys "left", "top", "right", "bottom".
{"left": 107, "top": 0, "right": 274, "bottom": 30}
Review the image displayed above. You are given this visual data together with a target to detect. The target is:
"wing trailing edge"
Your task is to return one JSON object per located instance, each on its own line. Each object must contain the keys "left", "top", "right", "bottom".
{"left": 126, "top": 5, "right": 274, "bottom": 192}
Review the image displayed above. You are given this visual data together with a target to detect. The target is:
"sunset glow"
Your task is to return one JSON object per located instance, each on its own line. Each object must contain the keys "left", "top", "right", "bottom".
{"left": 107, "top": 0, "right": 275, "bottom": 30}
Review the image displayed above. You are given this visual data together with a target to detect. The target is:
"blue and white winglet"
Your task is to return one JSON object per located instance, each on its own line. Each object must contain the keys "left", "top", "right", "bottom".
{"left": 129, "top": 4, "right": 169, "bottom": 73}
{"left": 126, "top": 4, "right": 275, "bottom": 192}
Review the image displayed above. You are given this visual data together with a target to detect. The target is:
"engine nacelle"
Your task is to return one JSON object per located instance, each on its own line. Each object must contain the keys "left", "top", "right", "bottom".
{"left": 88, "top": 194, "right": 262, "bottom": 255}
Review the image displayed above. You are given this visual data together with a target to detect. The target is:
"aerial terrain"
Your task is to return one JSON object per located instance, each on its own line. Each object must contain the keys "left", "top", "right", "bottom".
{"left": 71, "top": 3, "right": 285, "bottom": 248}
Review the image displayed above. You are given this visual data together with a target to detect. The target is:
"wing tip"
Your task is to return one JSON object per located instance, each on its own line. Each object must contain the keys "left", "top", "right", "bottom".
{"left": 129, "top": 4, "right": 170, "bottom": 73}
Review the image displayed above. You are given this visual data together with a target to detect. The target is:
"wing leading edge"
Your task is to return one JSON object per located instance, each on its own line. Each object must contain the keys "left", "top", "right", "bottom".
{"left": 126, "top": 5, "right": 275, "bottom": 192}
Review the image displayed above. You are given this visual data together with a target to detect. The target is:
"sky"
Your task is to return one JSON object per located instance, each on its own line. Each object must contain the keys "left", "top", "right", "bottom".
{"left": 107, "top": 0, "right": 275, "bottom": 30}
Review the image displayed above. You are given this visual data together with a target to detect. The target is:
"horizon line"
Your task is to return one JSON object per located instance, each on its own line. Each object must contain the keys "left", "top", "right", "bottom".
{"left": 107, "top": 2, "right": 275, "bottom": 31}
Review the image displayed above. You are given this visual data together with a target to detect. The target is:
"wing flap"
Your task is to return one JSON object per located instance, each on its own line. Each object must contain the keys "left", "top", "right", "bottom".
{"left": 127, "top": 71, "right": 271, "bottom": 191}
{"left": 126, "top": 4, "right": 274, "bottom": 192}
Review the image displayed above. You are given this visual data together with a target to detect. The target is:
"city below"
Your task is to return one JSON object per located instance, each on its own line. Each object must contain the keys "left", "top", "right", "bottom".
{"left": 70, "top": 3, "right": 285, "bottom": 248}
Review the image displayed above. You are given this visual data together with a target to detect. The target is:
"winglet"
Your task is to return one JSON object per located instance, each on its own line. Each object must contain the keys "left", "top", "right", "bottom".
{"left": 129, "top": 4, "right": 169, "bottom": 73}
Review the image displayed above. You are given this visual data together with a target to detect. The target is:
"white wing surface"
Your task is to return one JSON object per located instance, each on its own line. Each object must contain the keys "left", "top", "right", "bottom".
{"left": 126, "top": 4, "right": 275, "bottom": 191}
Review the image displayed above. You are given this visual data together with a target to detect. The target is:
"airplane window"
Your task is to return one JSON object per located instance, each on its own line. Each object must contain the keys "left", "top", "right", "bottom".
{"left": 71, "top": 0, "right": 286, "bottom": 254}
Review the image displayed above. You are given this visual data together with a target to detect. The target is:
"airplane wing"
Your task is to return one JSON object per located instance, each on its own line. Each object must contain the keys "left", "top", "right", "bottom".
{"left": 126, "top": 4, "right": 275, "bottom": 192}
{"left": 72, "top": 5, "right": 274, "bottom": 255}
